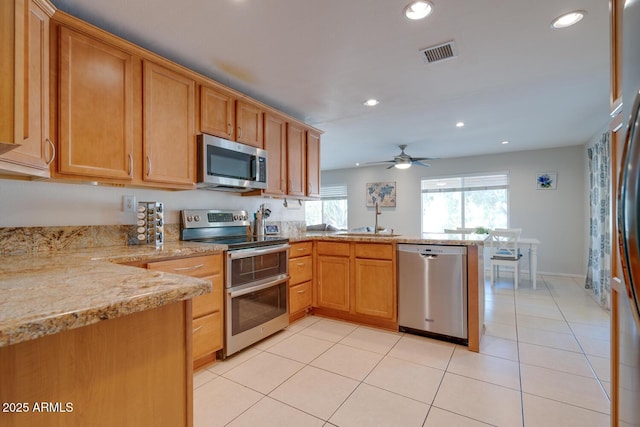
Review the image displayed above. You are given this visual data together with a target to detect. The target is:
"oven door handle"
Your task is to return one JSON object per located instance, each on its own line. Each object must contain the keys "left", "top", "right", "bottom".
{"left": 228, "top": 244, "right": 291, "bottom": 259}
{"left": 228, "top": 277, "right": 288, "bottom": 298}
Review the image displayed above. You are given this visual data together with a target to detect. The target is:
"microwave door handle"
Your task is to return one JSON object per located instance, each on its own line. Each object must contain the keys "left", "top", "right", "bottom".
{"left": 250, "top": 156, "right": 258, "bottom": 180}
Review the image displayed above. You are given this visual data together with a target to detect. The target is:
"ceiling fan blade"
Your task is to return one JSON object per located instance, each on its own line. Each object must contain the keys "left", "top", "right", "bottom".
{"left": 410, "top": 156, "right": 438, "bottom": 161}
{"left": 386, "top": 164, "right": 395, "bottom": 169}
{"left": 365, "top": 160, "right": 394, "bottom": 165}
{"left": 412, "top": 161, "right": 431, "bottom": 167}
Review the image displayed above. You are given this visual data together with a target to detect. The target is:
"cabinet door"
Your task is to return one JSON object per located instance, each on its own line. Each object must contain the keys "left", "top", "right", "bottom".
{"left": 236, "top": 100, "right": 263, "bottom": 148}
{"left": 58, "top": 26, "right": 134, "bottom": 180}
{"left": 0, "top": 0, "right": 53, "bottom": 177}
{"left": 263, "top": 112, "right": 287, "bottom": 195}
{"left": 0, "top": 0, "right": 25, "bottom": 150}
{"left": 306, "top": 130, "right": 321, "bottom": 198}
{"left": 316, "top": 255, "right": 350, "bottom": 311}
{"left": 287, "top": 122, "right": 306, "bottom": 197}
{"left": 143, "top": 61, "right": 195, "bottom": 186}
{"left": 354, "top": 258, "right": 396, "bottom": 321}
{"left": 200, "top": 85, "right": 234, "bottom": 139}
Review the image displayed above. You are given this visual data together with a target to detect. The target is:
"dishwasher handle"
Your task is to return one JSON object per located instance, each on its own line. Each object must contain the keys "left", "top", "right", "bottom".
{"left": 420, "top": 253, "right": 438, "bottom": 259}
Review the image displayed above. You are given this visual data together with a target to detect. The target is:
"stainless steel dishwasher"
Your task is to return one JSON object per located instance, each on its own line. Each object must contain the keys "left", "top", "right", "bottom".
{"left": 397, "top": 244, "right": 468, "bottom": 344}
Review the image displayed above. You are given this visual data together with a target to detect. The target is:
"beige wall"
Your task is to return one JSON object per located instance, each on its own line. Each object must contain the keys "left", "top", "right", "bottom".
{"left": 322, "top": 145, "right": 587, "bottom": 276}
{"left": 0, "top": 180, "right": 304, "bottom": 227}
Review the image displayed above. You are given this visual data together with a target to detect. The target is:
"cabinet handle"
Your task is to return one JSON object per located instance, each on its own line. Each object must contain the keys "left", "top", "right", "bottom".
{"left": 228, "top": 123, "right": 233, "bottom": 136}
{"left": 172, "top": 264, "right": 204, "bottom": 272}
{"left": 238, "top": 127, "right": 242, "bottom": 139}
{"left": 193, "top": 326, "right": 203, "bottom": 334}
{"left": 128, "top": 154, "right": 133, "bottom": 177}
{"left": 146, "top": 156, "right": 151, "bottom": 176}
{"left": 296, "top": 262, "right": 306, "bottom": 267}
{"left": 297, "top": 289, "right": 306, "bottom": 294}
{"left": 296, "top": 248, "right": 306, "bottom": 251}
{"left": 45, "top": 138, "right": 55, "bottom": 166}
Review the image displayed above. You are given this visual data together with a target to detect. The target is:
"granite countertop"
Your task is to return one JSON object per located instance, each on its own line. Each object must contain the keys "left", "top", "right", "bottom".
{"left": 286, "top": 231, "right": 487, "bottom": 245}
{"left": 0, "top": 231, "right": 482, "bottom": 348}
{"left": 0, "top": 242, "right": 226, "bottom": 348}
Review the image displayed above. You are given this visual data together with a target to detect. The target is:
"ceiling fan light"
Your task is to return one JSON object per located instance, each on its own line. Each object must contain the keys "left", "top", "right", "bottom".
{"left": 395, "top": 162, "right": 412, "bottom": 169}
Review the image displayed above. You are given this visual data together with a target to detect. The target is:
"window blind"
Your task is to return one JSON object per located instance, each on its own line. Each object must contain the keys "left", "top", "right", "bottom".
{"left": 421, "top": 173, "right": 509, "bottom": 193}
{"left": 320, "top": 185, "right": 348, "bottom": 199}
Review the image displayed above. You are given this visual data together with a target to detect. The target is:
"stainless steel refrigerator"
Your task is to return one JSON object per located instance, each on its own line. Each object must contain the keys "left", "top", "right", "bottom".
{"left": 617, "top": 0, "right": 640, "bottom": 424}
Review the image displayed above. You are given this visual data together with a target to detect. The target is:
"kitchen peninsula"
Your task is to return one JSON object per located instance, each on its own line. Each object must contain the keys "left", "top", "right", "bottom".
{"left": 0, "top": 242, "right": 223, "bottom": 427}
{"left": 288, "top": 231, "right": 486, "bottom": 353}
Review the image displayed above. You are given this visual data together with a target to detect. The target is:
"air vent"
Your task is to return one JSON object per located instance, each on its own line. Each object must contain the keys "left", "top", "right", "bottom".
{"left": 419, "top": 41, "right": 457, "bottom": 64}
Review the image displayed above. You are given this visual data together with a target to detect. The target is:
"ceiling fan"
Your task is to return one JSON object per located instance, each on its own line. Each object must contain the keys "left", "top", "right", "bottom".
{"left": 366, "top": 145, "right": 436, "bottom": 169}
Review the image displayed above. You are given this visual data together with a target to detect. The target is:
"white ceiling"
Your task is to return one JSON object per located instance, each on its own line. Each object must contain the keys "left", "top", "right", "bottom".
{"left": 50, "top": 0, "right": 610, "bottom": 171}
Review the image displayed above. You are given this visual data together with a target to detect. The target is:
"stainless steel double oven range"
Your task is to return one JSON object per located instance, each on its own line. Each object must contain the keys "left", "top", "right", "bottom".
{"left": 181, "top": 209, "right": 289, "bottom": 357}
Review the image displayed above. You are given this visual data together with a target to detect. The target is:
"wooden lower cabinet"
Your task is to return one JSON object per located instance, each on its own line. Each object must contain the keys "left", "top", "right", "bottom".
{"left": 0, "top": 302, "right": 192, "bottom": 427}
{"left": 354, "top": 258, "right": 395, "bottom": 320}
{"left": 288, "top": 241, "right": 313, "bottom": 321}
{"left": 147, "top": 253, "right": 223, "bottom": 370}
{"left": 315, "top": 255, "right": 350, "bottom": 312}
{"left": 312, "top": 241, "right": 397, "bottom": 330}
{"left": 290, "top": 281, "right": 313, "bottom": 315}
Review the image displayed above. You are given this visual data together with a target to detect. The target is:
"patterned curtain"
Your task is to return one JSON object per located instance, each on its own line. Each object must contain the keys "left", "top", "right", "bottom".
{"left": 585, "top": 131, "right": 611, "bottom": 310}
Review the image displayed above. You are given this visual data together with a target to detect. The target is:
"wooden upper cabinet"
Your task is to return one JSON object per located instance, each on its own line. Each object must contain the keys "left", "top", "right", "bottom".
{"left": 287, "top": 122, "right": 306, "bottom": 197}
{"left": 263, "top": 112, "right": 287, "bottom": 195}
{"left": 142, "top": 60, "right": 195, "bottom": 186}
{"left": 200, "top": 85, "right": 234, "bottom": 139}
{"left": 58, "top": 26, "right": 134, "bottom": 180}
{"left": 306, "top": 130, "right": 321, "bottom": 198}
{"left": 611, "top": 0, "right": 623, "bottom": 108}
{"left": 236, "top": 100, "right": 263, "bottom": 148}
{"left": 0, "top": 0, "right": 55, "bottom": 177}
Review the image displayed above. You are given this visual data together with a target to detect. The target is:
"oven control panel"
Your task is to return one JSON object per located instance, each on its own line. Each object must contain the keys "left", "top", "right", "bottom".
{"left": 181, "top": 209, "right": 250, "bottom": 228}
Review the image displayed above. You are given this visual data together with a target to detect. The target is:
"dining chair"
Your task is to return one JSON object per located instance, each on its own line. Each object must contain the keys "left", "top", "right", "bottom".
{"left": 487, "top": 228, "right": 522, "bottom": 289}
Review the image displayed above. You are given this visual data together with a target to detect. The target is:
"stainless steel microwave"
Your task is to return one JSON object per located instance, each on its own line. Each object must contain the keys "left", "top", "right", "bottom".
{"left": 196, "top": 134, "right": 267, "bottom": 192}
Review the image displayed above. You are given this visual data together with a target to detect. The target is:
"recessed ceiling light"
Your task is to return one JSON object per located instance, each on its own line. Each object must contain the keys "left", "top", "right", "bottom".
{"left": 456, "top": 121, "right": 465, "bottom": 128}
{"left": 501, "top": 140, "right": 510, "bottom": 145}
{"left": 551, "top": 10, "right": 586, "bottom": 29}
{"left": 403, "top": 1, "right": 433, "bottom": 20}
{"left": 364, "top": 99, "right": 379, "bottom": 107}
{"left": 355, "top": 162, "right": 360, "bottom": 166}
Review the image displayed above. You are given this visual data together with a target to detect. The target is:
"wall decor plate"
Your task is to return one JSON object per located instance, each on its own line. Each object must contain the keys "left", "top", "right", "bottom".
{"left": 536, "top": 172, "right": 557, "bottom": 190}
{"left": 366, "top": 182, "right": 396, "bottom": 206}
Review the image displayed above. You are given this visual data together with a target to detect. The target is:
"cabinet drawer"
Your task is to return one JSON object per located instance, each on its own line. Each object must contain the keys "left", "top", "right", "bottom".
{"left": 192, "top": 311, "right": 223, "bottom": 359}
{"left": 147, "top": 253, "right": 222, "bottom": 277}
{"left": 290, "top": 241, "right": 313, "bottom": 257}
{"left": 316, "top": 241, "right": 350, "bottom": 257}
{"left": 192, "top": 274, "right": 223, "bottom": 318}
{"left": 289, "top": 281, "right": 312, "bottom": 314}
{"left": 355, "top": 243, "right": 393, "bottom": 260}
{"left": 289, "top": 255, "right": 312, "bottom": 285}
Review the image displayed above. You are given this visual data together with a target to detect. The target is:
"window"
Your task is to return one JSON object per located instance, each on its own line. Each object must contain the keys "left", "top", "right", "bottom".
{"left": 305, "top": 185, "right": 348, "bottom": 230}
{"left": 421, "top": 173, "right": 509, "bottom": 233}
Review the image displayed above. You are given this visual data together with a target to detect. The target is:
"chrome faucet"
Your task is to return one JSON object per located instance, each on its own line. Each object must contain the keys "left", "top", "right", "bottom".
{"left": 374, "top": 202, "right": 381, "bottom": 234}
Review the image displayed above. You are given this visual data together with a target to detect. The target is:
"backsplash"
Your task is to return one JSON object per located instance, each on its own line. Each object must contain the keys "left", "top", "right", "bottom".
{"left": 0, "top": 221, "right": 306, "bottom": 256}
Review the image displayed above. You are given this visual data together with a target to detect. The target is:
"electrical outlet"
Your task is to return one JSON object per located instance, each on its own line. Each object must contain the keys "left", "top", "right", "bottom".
{"left": 123, "top": 195, "right": 136, "bottom": 213}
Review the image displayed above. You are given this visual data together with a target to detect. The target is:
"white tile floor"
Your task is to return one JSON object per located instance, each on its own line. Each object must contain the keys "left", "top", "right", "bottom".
{"left": 194, "top": 274, "right": 611, "bottom": 427}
